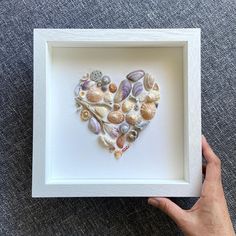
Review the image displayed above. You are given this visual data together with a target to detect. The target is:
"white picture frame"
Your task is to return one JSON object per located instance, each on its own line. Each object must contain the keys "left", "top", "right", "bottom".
{"left": 32, "top": 29, "right": 201, "bottom": 197}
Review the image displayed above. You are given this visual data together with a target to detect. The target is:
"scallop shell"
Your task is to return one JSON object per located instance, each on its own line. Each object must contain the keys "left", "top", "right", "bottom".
{"left": 90, "top": 70, "right": 102, "bottom": 82}
{"left": 99, "top": 135, "right": 115, "bottom": 151}
{"left": 143, "top": 73, "right": 155, "bottom": 91}
{"left": 114, "top": 79, "right": 132, "bottom": 103}
{"left": 145, "top": 90, "right": 160, "bottom": 103}
{"left": 104, "top": 123, "right": 119, "bottom": 139}
{"left": 122, "top": 100, "right": 135, "bottom": 113}
{"left": 116, "top": 135, "right": 126, "bottom": 149}
{"left": 86, "top": 88, "right": 103, "bottom": 102}
{"left": 126, "top": 70, "right": 145, "bottom": 82}
{"left": 107, "top": 111, "right": 124, "bottom": 124}
{"left": 132, "top": 82, "right": 143, "bottom": 97}
{"left": 88, "top": 117, "right": 101, "bottom": 134}
{"left": 140, "top": 102, "right": 156, "bottom": 120}
{"left": 104, "top": 92, "right": 113, "bottom": 103}
{"left": 95, "top": 106, "right": 108, "bottom": 118}
{"left": 126, "top": 112, "right": 138, "bottom": 126}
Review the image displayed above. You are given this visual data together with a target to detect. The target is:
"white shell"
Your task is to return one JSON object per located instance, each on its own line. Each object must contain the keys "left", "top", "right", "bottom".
{"left": 104, "top": 92, "right": 113, "bottom": 103}
{"left": 122, "top": 100, "right": 135, "bottom": 113}
{"left": 94, "top": 106, "right": 108, "bottom": 118}
{"left": 145, "top": 90, "right": 160, "bottom": 103}
{"left": 98, "top": 135, "right": 115, "bottom": 151}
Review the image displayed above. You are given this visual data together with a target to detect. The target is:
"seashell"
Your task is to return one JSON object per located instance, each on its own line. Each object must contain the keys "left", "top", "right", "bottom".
{"left": 119, "top": 123, "right": 130, "bottom": 134}
{"left": 145, "top": 90, "right": 160, "bottom": 103}
{"left": 74, "top": 83, "right": 81, "bottom": 96}
{"left": 126, "top": 112, "right": 138, "bottom": 126}
{"left": 114, "top": 150, "right": 122, "bottom": 159}
{"left": 97, "top": 81, "right": 102, "bottom": 87}
{"left": 153, "top": 83, "right": 159, "bottom": 91}
{"left": 81, "top": 79, "right": 96, "bottom": 90}
{"left": 79, "top": 90, "right": 86, "bottom": 98}
{"left": 127, "top": 130, "right": 138, "bottom": 142}
{"left": 107, "top": 111, "right": 124, "bottom": 124}
{"left": 109, "top": 83, "right": 117, "bottom": 93}
{"left": 88, "top": 117, "right": 101, "bottom": 134}
{"left": 80, "top": 109, "right": 91, "bottom": 121}
{"left": 101, "top": 75, "right": 111, "bottom": 85}
{"left": 126, "top": 70, "right": 145, "bottom": 82}
{"left": 104, "top": 92, "right": 113, "bottom": 103}
{"left": 143, "top": 73, "right": 155, "bottom": 91}
{"left": 135, "top": 120, "right": 150, "bottom": 130}
{"left": 82, "top": 73, "right": 90, "bottom": 80}
{"left": 101, "top": 85, "right": 107, "bottom": 92}
{"left": 116, "top": 135, "right": 126, "bottom": 148}
{"left": 140, "top": 102, "right": 156, "bottom": 120}
{"left": 132, "top": 82, "right": 143, "bottom": 97}
{"left": 122, "top": 99, "right": 135, "bottom": 113}
{"left": 95, "top": 106, "right": 108, "bottom": 118}
{"left": 113, "top": 103, "right": 120, "bottom": 111}
{"left": 104, "top": 123, "right": 119, "bottom": 139}
{"left": 138, "top": 93, "right": 147, "bottom": 102}
{"left": 114, "top": 79, "right": 132, "bottom": 103}
{"left": 99, "top": 135, "right": 115, "bottom": 151}
{"left": 90, "top": 70, "right": 102, "bottom": 82}
{"left": 86, "top": 88, "right": 103, "bottom": 102}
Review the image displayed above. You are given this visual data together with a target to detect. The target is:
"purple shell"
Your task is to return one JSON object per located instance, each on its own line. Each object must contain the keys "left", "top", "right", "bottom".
{"left": 132, "top": 82, "right": 143, "bottom": 97}
{"left": 126, "top": 70, "right": 145, "bottom": 82}
{"left": 104, "top": 124, "right": 119, "bottom": 139}
{"left": 88, "top": 117, "right": 101, "bottom": 134}
{"left": 114, "top": 79, "right": 132, "bottom": 103}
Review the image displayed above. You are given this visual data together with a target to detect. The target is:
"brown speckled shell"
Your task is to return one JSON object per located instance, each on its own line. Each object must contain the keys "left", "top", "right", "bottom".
{"left": 109, "top": 83, "right": 117, "bottom": 93}
{"left": 116, "top": 135, "right": 126, "bottom": 148}
{"left": 107, "top": 111, "right": 124, "bottom": 124}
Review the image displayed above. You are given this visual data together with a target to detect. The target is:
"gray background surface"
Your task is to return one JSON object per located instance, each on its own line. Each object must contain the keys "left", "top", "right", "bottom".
{"left": 0, "top": 0, "right": 235, "bottom": 235}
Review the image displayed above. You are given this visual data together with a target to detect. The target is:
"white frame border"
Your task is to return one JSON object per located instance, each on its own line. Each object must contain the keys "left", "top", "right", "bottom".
{"left": 33, "top": 29, "right": 201, "bottom": 197}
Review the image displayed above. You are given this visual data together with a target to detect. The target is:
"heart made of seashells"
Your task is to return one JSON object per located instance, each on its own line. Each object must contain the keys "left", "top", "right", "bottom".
{"left": 74, "top": 70, "right": 160, "bottom": 159}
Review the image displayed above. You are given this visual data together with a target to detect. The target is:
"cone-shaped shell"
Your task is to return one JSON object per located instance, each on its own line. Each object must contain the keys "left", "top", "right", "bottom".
{"left": 107, "top": 111, "right": 124, "bottom": 124}
{"left": 126, "top": 70, "right": 145, "bottom": 82}
{"left": 116, "top": 135, "right": 126, "bottom": 148}
{"left": 88, "top": 117, "right": 101, "bottom": 134}
{"left": 140, "top": 102, "right": 156, "bottom": 120}
{"left": 132, "top": 82, "right": 143, "bottom": 97}
{"left": 143, "top": 73, "right": 155, "bottom": 91}
{"left": 114, "top": 80, "right": 132, "bottom": 103}
{"left": 86, "top": 88, "right": 103, "bottom": 102}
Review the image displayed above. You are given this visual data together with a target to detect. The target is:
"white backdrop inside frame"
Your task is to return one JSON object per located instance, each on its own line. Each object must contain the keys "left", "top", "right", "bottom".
{"left": 47, "top": 46, "right": 184, "bottom": 182}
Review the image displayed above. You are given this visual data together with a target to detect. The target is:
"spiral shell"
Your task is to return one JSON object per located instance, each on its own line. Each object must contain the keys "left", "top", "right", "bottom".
{"left": 143, "top": 73, "right": 155, "bottom": 91}
{"left": 119, "top": 123, "right": 130, "bottom": 134}
{"left": 122, "top": 100, "right": 134, "bottom": 113}
{"left": 114, "top": 79, "right": 132, "bottom": 103}
{"left": 88, "top": 117, "right": 101, "bottom": 134}
{"left": 107, "top": 111, "right": 124, "bottom": 124}
{"left": 126, "top": 70, "right": 145, "bottom": 82}
{"left": 86, "top": 88, "right": 103, "bottom": 102}
{"left": 101, "top": 75, "right": 111, "bottom": 85}
{"left": 140, "top": 102, "right": 156, "bottom": 120}
{"left": 104, "top": 124, "right": 119, "bottom": 139}
{"left": 126, "top": 112, "right": 139, "bottom": 126}
{"left": 116, "top": 135, "right": 126, "bottom": 148}
{"left": 132, "top": 82, "right": 143, "bottom": 97}
{"left": 127, "top": 130, "right": 138, "bottom": 142}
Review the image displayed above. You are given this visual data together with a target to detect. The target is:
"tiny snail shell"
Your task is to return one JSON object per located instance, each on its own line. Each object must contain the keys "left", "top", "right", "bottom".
{"left": 119, "top": 123, "right": 130, "bottom": 134}
{"left": 88, "top": 117, "right": 101, "bottom": 134}
{"left": 86, "top": 88, "right": 103, "bottom": 102}
{"left": 140, "top": 102, "right": 156, "bottom": 120}
{"left": 127, "top": 130, "right": 138, "bottom": 142}
{"left": 109, "top": 83, "right": 117, "bottom": 93}
{"left": 107, "top": 111, "right": 124, "bottom": 124}
{"left": 116, "top": 135, "right": 126, "bottom": 149}
{"left": 80, "top": 109, "right": 91, "bottom": 121}
{"left": 101, "top": 75, "right": 111, "bottom": 85}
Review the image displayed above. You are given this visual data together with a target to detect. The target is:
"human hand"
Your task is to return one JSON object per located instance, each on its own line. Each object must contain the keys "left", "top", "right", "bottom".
{"left": 148, "top": 136, "right": 235, "bottom": 236}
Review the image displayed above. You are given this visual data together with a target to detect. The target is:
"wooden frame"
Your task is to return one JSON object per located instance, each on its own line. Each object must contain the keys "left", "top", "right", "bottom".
{"left": 32, "top": 29, "right": 201, "bottom": 197}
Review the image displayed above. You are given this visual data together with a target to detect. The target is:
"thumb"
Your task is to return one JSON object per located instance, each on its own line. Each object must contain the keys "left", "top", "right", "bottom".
{"left": 148, "top": 197, "right": 186, "bottom": 225}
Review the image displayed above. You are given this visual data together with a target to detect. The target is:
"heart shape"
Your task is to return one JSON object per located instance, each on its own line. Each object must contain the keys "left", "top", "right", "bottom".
{"left": 74, "top": 70, "right": 160, "bottom": 159}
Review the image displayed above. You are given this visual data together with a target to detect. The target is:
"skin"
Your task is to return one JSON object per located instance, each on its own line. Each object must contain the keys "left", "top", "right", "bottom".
{"left": 148, "top": 136, "right": 235, "bottom": 236}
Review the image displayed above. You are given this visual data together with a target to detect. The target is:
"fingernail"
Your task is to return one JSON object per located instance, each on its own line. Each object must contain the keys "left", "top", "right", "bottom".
{"left": 148, "top": 198, "right": 159, "bottom": 206}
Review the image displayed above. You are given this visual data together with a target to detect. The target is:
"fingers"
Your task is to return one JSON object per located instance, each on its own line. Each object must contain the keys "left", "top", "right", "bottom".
{"left": 202, "top": 135, "right": 221, "bottom": 182}
{"left": 148, "top": 197, "right": 186, "bottom": 225}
